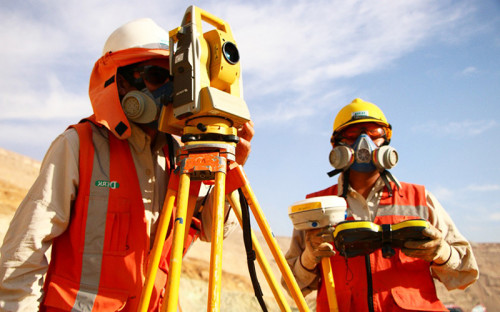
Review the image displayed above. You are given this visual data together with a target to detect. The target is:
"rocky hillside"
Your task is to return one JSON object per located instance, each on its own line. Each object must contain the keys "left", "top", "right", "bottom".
{"left": 0, "top": 147, "right": 497, "bottom": 311}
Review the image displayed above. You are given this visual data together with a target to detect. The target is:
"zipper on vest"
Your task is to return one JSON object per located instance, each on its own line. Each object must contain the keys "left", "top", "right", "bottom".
{"left": 365, "top": 254, "right": 375, "bottom": 312}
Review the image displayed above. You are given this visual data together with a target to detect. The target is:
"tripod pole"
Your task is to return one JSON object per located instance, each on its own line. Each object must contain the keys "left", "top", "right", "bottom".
{"left": 137, "top": 188, "right": 177, "bottom": 312}
{"left": 229, "top": 166, "right": 310, "bottom": 312}
{"left": 207, "top": 171, "right": 227, "bottom": 311}
{"left": 163, "top": 173, "right": 192, "bottom": 312}
{"left": 227, "top": 191, "right": 292, "bottom": 312}
{"left": 321, "top": 258, "right": 339, "bottom": 312}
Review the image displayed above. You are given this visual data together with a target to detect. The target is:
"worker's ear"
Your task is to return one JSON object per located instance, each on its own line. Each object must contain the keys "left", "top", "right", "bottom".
{"left": 116, "top": 74, "right": 132, "bottom": 96}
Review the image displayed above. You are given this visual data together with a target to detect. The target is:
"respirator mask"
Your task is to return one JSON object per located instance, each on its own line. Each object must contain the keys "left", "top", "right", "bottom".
{"left": 329, "top": 134, "right": 398, "bottom": 172}
{"left": 121, "top": 64, "right": 173, "bottom": 124}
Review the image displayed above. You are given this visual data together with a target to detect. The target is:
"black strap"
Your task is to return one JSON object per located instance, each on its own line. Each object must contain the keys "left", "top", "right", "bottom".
{"left": 239, "top": 189, "right": 268, "bottom": 312}
{"left": 327, "top": 168, "right": 350, "bottom": 199}
{"left": 380, "top": 170, "right": 399, "bottom": 197}
{"left": 193, "top": 185, "right": 213, "bottom": 217}
{"left": 384, "top": 170, "right": 399, "bottom": 193}
{"left": 166, "top": 133, "right": 176, "bottom": 172}
{"left": 380, "top": 170, "right": 393, "bottom": 197}
{"left": 381, "top": 224, "right": 395, "bottom": 258}
{"left": 341, "top": 169, "right": 350, "bottom": 198}
{"left": 327, "top": 168, "right": 343, "bottom": 178}
{"left": 364, "top": 254, "right": 375, "bottom": 312}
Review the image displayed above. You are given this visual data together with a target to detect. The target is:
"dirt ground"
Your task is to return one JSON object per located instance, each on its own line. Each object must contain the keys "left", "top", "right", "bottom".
{"left": 0, "top": 147, "right": 497, "bottom": 311}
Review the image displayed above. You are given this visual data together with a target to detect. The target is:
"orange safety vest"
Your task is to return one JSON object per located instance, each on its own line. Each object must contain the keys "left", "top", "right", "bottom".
{"left": 41, "top": 118, "right": 200, "bottom": 311}
{"left": 308, "top": 182, "right": 447, "bottom": 312}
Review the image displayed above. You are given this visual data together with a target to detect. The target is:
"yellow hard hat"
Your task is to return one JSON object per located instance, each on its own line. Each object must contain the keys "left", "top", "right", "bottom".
{"left": 332, "top": 98, "right": 392, "bottom": 140}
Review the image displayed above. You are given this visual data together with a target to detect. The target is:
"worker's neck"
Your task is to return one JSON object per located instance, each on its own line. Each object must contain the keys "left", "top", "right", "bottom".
{"left": 139, "top": 124, "right": 158, "bottom": 143}
{"left": 348, "top": 170, "right": 380, "bottom": 199}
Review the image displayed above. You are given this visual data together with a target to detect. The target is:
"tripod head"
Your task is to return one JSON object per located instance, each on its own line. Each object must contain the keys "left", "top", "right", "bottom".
{"left": 158, "top": 5, "right": 251, "bottom": 142}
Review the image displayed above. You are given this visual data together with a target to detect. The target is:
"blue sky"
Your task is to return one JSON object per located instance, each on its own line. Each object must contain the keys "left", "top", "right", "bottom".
{"left": 1, "top": 0, "right": 499, "bottom": 243}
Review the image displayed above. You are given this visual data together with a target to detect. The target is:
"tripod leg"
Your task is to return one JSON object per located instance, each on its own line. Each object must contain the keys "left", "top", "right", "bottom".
{"left": 227, "top": 191, "right": 292, "bottom": 312}
{"left": 162, "top": 173, "right": 192, "bottom": 312}
{"left": 207, "top": 171, "right": 227, "bottom": 312}
{"left": 137, "top": 187, "right": 177, "bottom": 312}
{"left": 232, "top": 166, "right": 310, "bottom": 312}
{"left": 321, "top": 258, "right": 339, "bottom": 312}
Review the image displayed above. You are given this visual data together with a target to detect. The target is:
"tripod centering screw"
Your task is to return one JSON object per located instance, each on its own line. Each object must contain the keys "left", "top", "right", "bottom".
{"left": 197, "top": 123, "right": 207, "bottom": 132}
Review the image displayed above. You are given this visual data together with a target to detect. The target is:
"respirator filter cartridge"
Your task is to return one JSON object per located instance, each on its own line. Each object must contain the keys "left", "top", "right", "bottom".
{"left": 329, "top": 145, "right": 354, "bottom": 170}
{"left": 121, "top": 90, "right": 158, "bottom": 124}
{"left": 373, "top": 145, "right": 398, "bottom": 170}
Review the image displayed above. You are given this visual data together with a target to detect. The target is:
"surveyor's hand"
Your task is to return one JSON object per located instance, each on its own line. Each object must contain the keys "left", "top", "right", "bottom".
{"left": 402, "top": 224, "right": 452, "bottom": 264}
{"left": 235, "top": 121, "right": 254, "bottom": 166}
{"left": 301, "top": 228, "right": 336, "bottom": 271}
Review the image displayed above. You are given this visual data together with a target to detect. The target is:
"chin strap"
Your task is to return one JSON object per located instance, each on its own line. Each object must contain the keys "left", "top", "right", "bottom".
{"left": 326, "top": 168, "right": 350, "bottom": 199}
{"left": 380, "top": 170, "right": 399, "bottom": 197}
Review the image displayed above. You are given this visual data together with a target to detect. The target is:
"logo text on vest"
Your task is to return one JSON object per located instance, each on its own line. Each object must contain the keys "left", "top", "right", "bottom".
{"left": 95, "top": 180, "right": 120, "bottom": 189}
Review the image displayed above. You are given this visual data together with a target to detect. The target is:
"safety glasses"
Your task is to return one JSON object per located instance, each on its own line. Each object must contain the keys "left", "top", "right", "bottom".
{"left": 133, "top": 65, "right": 170, "bottom": 85}
{"left": 337, "top": 124, "right": 386, "bottom": 141}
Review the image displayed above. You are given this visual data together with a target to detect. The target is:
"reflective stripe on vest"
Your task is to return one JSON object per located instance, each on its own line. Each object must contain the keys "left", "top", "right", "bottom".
{"left": 74, "top": 129, "right": 111, "bottom": 308}
{"left": 308, "top": 183, "right": 447, "bottom": 312}
{"left": 377, "top": 183, "right": 429, "bottom": 220}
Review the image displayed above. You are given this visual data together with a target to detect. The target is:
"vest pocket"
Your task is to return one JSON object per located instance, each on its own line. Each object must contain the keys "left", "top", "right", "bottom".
{"left": 81, "top": 196, "right": 131, "bottom": 256}
{"left": 391, "top": 286, "right": 446, "bottom": 311}
{"left": 104, "top": 198, "right": 131, "bottom": 255}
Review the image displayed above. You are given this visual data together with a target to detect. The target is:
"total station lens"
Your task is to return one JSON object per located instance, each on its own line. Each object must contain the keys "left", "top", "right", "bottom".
{"left": 222, "top": 42, "right": 239, "bottom": 65}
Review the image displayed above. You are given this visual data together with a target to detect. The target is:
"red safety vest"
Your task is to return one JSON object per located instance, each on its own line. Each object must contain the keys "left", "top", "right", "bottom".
{"left": 308, "top": 183, "right": 447, "bottom": 312}
{"left": 41, "top": 117, "right": 200, "bottom": 311}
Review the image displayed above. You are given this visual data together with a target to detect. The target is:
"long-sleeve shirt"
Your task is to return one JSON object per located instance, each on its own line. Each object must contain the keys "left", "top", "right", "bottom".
{"left": 0, "top": 122, "right": 238, "bottom": 311}
{"left": 284, "top": 174, "right": 479, "bottom": 297}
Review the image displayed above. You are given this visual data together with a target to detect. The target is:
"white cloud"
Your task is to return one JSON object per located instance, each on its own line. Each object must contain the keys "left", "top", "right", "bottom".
{"left": 431, "top": 186, "right": 456, "bottom": 202}
{"left": 427, "top": 184, "right": 500, "bottom": 221}
{"left": 1, "top": 73, "right": 91, "bottom": 120}
{"left": 412, "top": 120, "right": 498, "bottom": 138}
{"left": 431, "top": 183, "right": 500, "bottom": 202}
{"left": 231, "top": 0, "right": 471, "bottom": 89}
{"left": 462, "top": 66, "right": 478, "bottom": 75}
{"left": 490, "top": 213, "right": 500, "bottom": 221}
{"left": 466, "top": 184, "right": 500, "bottom": 192}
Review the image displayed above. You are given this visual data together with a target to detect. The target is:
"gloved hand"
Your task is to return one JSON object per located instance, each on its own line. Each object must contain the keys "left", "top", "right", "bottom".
{"left": 402, "top": 224, "right": 452, "bottom": 264}
{"left": 301, "top": 228, "right": 336, "bottom": 271}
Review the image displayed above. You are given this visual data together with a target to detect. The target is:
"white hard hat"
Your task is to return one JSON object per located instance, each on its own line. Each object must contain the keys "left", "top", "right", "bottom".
{"left": 102, "top": 18, "right": 169, "bottom": 56}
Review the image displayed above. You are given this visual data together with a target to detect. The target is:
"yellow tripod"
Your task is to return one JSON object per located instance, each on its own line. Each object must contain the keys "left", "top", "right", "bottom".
{"left": 137, "top": 118, "right": 310, "bottom": 312}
